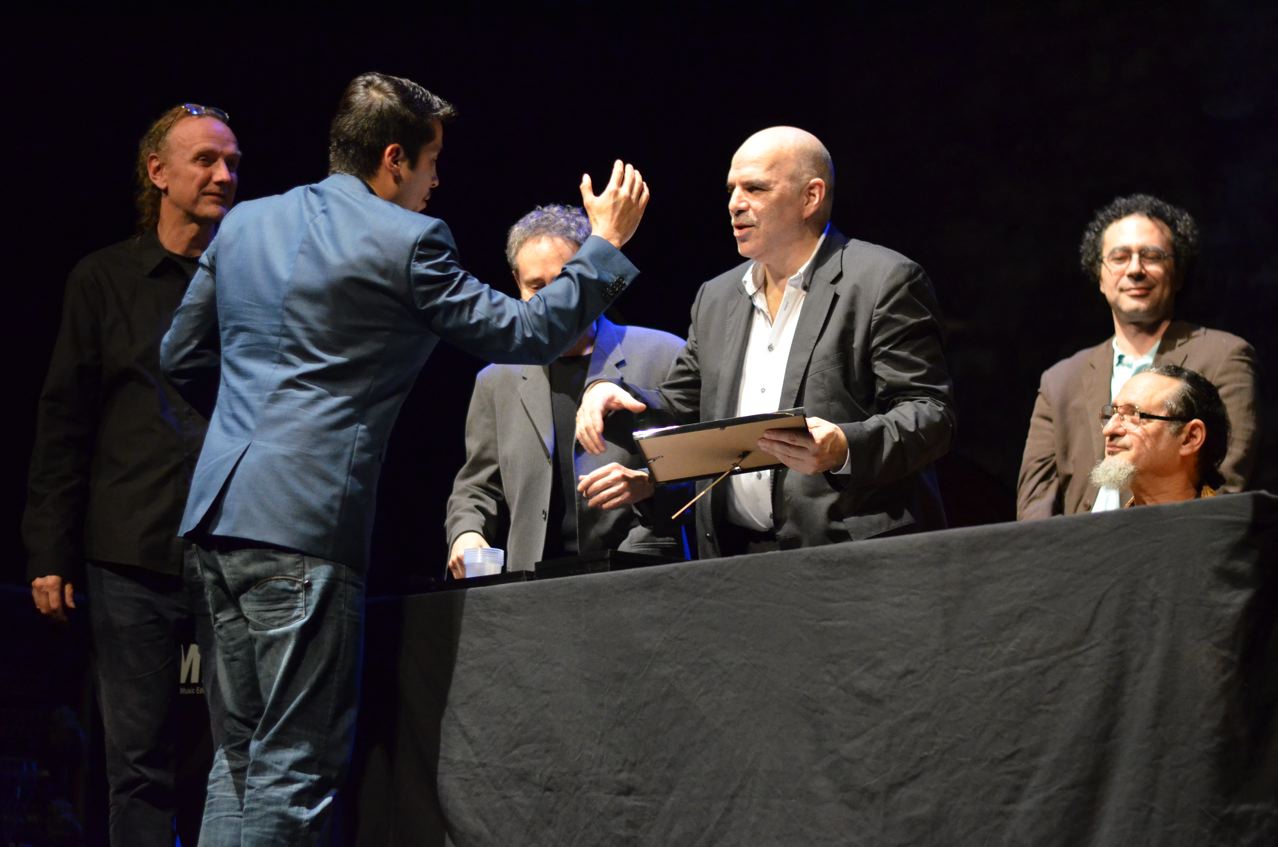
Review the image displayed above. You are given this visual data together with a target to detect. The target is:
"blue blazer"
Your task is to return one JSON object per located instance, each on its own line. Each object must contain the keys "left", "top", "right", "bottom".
{"left": 161, "top": 173, "right": 636, "bottom": 568}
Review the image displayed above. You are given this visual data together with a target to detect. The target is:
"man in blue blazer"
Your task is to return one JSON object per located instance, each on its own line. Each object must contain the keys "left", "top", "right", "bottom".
{"left": 160, "top": 72, "right": 650, "bottom": 845}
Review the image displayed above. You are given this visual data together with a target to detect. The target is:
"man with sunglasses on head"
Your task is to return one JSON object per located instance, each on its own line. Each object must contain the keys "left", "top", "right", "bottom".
{"left": 23, "top": 103, "right": 240, "bottom": 845}
{"left": 1018, "top": 193, "right": 1258, "bottom": 518}
{"left": 1090, "top": 365, "right": 1229, "bottom": 507}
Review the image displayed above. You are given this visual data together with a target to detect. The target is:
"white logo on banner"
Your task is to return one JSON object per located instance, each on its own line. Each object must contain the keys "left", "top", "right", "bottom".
{"left": 179, "top": 643, "right": 204, "bottom": 695}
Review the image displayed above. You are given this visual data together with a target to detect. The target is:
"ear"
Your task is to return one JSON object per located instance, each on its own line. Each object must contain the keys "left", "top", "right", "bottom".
{"left": 147, "top": 153, "right": 167, "bottom": 191}
{"left": 801, "top": 177, "right": 826, "bottom": 220}
{"left": 1178, "top": 419, "right": 1206, "bottom": 456}
{"left": 380, "top": 143, "right": 406, "bottom": 182}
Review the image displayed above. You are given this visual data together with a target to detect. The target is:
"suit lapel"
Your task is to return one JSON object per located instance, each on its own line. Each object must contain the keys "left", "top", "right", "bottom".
{"left": 518, "top": 365, "right": 553, "bottom": 462}
{"left": 1152, "top": 320, "right": 1195, "bottom": 366}
{"left": 780, "top": 231, "right": 844, "bottom": 409}
{"left": 713, "top": 278, "right": 756, "bottom": 420}
{"left": 587, "top": 317, "right": 625, "bottom": 383}
{"left": 707, "top": 271, "right": 754, "bottom": 534}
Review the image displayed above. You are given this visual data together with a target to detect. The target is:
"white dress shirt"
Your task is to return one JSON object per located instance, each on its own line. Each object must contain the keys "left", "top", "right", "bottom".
{"left": 725, "top": 234, "right": 826, "bottom": 531}
{"left": 1092, "top": 338, "right": 1161, "bottom": 513}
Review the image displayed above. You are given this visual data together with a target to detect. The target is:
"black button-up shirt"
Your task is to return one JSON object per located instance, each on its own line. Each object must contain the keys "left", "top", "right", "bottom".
{"left": 23, "top": 232, "right": 208, "bottom": 580}
{"left": 543, "top": 354, "right": 591, "bottom": 559}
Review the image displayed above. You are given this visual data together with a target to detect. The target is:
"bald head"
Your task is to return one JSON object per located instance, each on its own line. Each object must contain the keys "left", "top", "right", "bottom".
{"left": 734, "top": 126, "right": 835, "bottom": 220}
{"left": 727, "top": 126, "right": 836, "bottom": 275}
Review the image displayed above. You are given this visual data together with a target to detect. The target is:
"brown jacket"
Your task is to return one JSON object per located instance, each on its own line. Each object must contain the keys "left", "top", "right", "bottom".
{"left": 1017, "top": 321, "right": 1258, "bottom": 519}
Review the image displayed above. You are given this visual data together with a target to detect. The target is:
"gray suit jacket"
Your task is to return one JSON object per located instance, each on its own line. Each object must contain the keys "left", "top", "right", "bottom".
{"left": 445, "top": 317, "right": 687, "bottom": 570}
{"left": 630, "top": 227, "right": 956, "bottom": 556}
{"left": 1017, "top": 320, "right": 1259, "bottom": 518}
{"left": 161, "top": 173, "right": 636, "bottom": 568}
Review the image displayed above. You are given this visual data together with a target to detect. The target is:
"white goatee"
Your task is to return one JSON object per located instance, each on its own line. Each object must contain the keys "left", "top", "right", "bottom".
{"left": 1090, "top": 455, "right": 1137, "bottom": 491}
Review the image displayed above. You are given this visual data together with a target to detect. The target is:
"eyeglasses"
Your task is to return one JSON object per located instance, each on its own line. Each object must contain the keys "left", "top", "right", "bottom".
{"left": 181, "top": 103, "right": 231, "bottom": 124}
{"left": 1100, "top": 403, "right": 1190, "bottom": 426}
{"left": 1101, "top": 246, "right": 1174, "bottom": 272}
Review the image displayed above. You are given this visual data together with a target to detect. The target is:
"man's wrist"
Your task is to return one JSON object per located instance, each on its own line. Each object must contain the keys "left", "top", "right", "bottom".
{"left": 449, "top": 530, "right": 486, "bottom": 549}
{"left": 831, "top": 426, "right": 852, "bottom": 475}
{"left": 589, "top": 229, "right": 622, "bottom": 249}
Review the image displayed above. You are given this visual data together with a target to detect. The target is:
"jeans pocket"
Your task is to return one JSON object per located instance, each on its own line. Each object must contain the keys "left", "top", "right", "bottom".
{"left": 242, "top": 574, "right": 307, "bottom": 630}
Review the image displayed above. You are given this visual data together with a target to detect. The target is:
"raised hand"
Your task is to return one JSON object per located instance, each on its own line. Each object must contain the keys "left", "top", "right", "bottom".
{"left": 580, "top": 160, "right": 650, "bottom": 249}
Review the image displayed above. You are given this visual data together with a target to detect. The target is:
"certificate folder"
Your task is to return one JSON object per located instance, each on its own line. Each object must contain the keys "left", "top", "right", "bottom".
{"left": 634, "top": 408, "right": 807, "bottom": 484}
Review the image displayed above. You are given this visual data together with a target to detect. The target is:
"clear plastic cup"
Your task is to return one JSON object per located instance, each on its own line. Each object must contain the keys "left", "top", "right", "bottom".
{"left": 463, "top": 547, "right": 505, "bottom": 578}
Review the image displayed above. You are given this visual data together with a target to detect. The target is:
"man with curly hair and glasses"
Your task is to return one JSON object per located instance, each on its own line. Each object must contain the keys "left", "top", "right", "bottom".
{"left": 23, "top": 102, "right": 241, "bottom": 845}
{"left": 1018, "top": 193, "right": 1258, "bottom": 518}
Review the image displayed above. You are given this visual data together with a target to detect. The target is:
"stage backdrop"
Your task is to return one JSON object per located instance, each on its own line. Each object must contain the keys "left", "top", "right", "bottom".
{"left": 5, "top": 8, "right": 1277, "bottom": 590}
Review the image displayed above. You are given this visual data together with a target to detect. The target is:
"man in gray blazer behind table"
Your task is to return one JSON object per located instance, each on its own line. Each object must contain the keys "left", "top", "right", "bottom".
{"left": 446, "top": 204, "right": 688, "bottom": 577}
{"left": 577, "top": 126, "right": 955, "bottom": 557}
{"left": 160, "top": 72, "right": 650, "bottom": 845}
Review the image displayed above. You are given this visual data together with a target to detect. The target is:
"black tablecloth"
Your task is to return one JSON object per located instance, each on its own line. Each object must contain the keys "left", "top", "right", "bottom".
{"left": 348, "top": 493, "right": 1278, "bottom": 846}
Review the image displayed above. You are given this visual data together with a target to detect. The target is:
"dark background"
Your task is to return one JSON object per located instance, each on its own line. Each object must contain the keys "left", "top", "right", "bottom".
{"left": 5, "top": 5, "right": 1275, "bottom": 593}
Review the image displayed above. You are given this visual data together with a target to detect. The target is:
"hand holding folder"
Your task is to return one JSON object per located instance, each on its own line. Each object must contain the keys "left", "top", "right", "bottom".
{"left": 633, "top": 408, "right": 808, "bottom": 484}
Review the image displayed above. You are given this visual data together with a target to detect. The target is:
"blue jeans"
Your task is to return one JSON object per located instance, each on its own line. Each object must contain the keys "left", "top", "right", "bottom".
{"left": 193, "top": 541, "right": 364, "bottom": 847}
{"left": 85, "top": 549, "right": 220, "bottom": 847}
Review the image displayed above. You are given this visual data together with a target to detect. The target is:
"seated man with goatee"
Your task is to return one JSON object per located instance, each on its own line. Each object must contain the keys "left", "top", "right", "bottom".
{"left": 1090, "top": 364, "right": 1229, "bottom": 508}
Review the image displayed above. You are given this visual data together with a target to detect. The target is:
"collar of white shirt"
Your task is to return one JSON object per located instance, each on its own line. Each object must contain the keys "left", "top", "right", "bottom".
{"left": 740, "top": 228, "right": 829, "bottom": 298}
{"left": 1109, "top": 336, "right": 1160, "bottom": 401}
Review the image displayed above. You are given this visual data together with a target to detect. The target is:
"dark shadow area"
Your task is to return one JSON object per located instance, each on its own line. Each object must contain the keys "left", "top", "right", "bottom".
{"left": 0, "top": 585, "right": 97, "bottom": 846}
{"left": 343, "top": 591, "right": 466, "bottom": 846}
{"left": 0, "top": 585, "right": 214, "bottom": 846}
{"left": 1214, "top": 494, "right": 1278, "bottom": 836}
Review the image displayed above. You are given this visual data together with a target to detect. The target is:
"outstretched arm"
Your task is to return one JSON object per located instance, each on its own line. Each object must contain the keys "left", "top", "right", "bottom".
{"left": 413, "top": 161, "right": 650, "bottom": 366}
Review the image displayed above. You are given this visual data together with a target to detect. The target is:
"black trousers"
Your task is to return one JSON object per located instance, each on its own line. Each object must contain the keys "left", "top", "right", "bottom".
{"left": 84, "top": 552, "right": 220, "bottom": 846}
{"left": 715, "top": 522, "right": 781, "bottom": 556}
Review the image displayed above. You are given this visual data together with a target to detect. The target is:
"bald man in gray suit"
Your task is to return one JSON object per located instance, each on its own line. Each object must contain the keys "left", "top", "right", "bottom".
{"left": 577, "top": 127, "right": 955, "bottom": 556}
